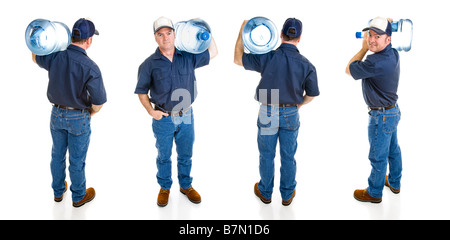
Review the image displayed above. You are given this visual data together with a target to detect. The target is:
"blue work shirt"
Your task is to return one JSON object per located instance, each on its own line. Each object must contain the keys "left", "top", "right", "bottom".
{"left": 135, "top": 48, "right": 210, "bottom": 112}
{"left": 349, "top": 44, "right": 400, "bottom": 108}
{"left": 36, "top": 44, "right": 107, "bottom": 109}
{"left": 242, "top": 43, "right": 320, "bottom": 105}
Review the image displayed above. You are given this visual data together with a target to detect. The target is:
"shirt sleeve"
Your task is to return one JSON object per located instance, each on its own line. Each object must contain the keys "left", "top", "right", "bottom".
{"left": 349, "top": 56, "right": 381, "bottom": 80}
{"left": 242, "top": 53, "right": 263, "bottom": 73}
{"left": 86, "top": 68, "right": 107, "bottom": 105}
{"left": 35, "top": 54, "right": 56, "bottom": 71}
{"left": 193, "top": 50, "right": 210, "bottom": 69}
{"left": 304, "top": 65, "right": 320, "bottom": 97}
{"left": 135, "top": 59, "right": 152, "bottom": 94}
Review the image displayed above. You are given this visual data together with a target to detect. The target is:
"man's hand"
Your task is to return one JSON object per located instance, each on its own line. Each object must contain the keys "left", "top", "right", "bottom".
{"left": 138, "top": 94, "right": 169, "bottom": 120}
{"left": 362, "top": 31, "right": 369, "bottom": 52}
{"left": 149, "top": 109, "right": 169, "bottom": 120}
{"left": 89, "top": 104, "right": 103, "bottom": 117}
{"left": 345, "top": 31, "right": 369, "bottom": 76}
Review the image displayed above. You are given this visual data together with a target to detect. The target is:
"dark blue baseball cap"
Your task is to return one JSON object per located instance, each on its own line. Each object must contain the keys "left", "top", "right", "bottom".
{"left": 72, "top": 18, "right": 99, "bottom": 39}
{"left": 282, "top": 18, "right": 302, "bottom": 37}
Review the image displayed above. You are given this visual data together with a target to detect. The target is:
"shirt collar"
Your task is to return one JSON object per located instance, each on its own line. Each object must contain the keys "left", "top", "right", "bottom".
{"left": 154, "top": 47, "right": 183, "bottom": 60}
{"left": 279, "top": 43, "right": 299, "bottom": 53}
{"left": 68, "top": 44, "right": 87, "bottom": 56}
{"left": 376, "top": 43, "right": 392, "bottom": 54}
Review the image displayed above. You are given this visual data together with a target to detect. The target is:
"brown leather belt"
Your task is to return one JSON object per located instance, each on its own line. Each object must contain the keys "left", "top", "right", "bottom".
{"left": 155, "top": 105, "right": 190, "bottom": 117}
{"left": 53, "top": 104, "right": 85, "bottom": 111}
{"left": 369, "top": 105, "right": 396, "bottom": 111}
{"left": 262, "top": 104, "right": 298, "bottom": 107}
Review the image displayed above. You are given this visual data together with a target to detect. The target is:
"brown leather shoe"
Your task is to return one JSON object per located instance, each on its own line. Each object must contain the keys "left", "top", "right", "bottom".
{"left": 73, "top": 187, "right": 95, "bottom": 208}
{"left": 385, "top": 175, "right": 400, "bottom": 194}
{"left": 54, "top": 181, "right": 67, "bottom": 202}
{"left": 180, "top": 187, "right": 201, "bottom": 204}
{"left": 354, "top": 189, "right": 381, "bottom": 203}
{"left": 157, "top": 188, "right": 170, "bottom": 207}
{"left": 282, "top": 190, "right": 296, "bottom": 206}
{"left": 254, "top": 183, "right": 271, "bottom": 204}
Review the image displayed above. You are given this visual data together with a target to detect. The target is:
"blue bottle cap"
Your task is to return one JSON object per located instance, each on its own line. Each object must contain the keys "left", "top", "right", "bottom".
{"left": 355, "top": 32, "right": 363, "bottom": 39}
{"left": 199, "top": 32, "right": 210, "bottom": 41}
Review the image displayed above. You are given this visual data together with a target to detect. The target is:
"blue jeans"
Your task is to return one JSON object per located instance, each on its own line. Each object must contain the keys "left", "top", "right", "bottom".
{"left": 366, "top": 105, "right": 402, "bottom": 198}
{"left": 50, "top": 106, "right": 91, "bottom": 202}
{"left": 257, "top": 105, "right": 299, "bottom": 201}
{"left": 152, "top": 108, "right": 194, "bottom": 190}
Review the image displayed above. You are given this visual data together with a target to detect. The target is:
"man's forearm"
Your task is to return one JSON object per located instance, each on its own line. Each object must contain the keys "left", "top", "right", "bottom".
{"left": 234, "top": 21, "right": 247, "bottom": 66}
{"left": 345, "top": 48, "right": 368, "bottom": 76}
{"left": 138, "top": 94, "right": 154, "bottom": 115}
{"left": 299, "top": 95, "right": 315, "bottom": 108}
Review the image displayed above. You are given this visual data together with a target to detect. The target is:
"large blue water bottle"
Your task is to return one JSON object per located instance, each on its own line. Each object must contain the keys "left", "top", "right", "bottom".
{"left": 25, "top": 19, "right": 71, "bottom": 56}
{"left": 174, "top": 19, "right": 212, "bottom": 54}
{"left": 390, "top": 19, "right": 413, "bottom": 52}
{"left": 356, "top": 19, "right": 413, "bottom": 52}
{"left": 242, "top": 17, "right": 278, "bottom": 54}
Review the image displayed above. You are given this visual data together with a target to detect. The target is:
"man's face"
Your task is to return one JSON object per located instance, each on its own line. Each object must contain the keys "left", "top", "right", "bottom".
{"left": 154, "top": 27, "right": 175, "bottom": 51}
{"left": 367, "top": 29, "right": 391, "bottom": 53}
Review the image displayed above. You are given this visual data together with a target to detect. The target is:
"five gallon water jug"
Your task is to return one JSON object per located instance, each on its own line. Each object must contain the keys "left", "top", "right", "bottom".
{"left": 242, "top": 17, "right": 278, "bottom": 54}
{"left": 174, "top": 19, "right": 212, "bottom": 54}
{"left": 356, "top": 19, "right": 413, "bottom": 52}
{"left": 25, "top": 19, "right": 71, "bottom": 56}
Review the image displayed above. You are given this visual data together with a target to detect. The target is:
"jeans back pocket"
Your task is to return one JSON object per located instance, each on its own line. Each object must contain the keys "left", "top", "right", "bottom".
{"left": 382, "top": 113, "right": 400, "bottom": 134}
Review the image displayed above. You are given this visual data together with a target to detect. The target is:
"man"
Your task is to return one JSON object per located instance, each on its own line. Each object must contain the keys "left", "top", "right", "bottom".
{"left": 135, "top": 16, "right": 218, "bottom": 207}
{"left": 32, "top": 18, "right": 107, "bottom": 207}
{"left": 345, "top": 17, "right": 402, "bottom": 203}
{"left": 234, "top": 18, "right": 320, "bottom": 206}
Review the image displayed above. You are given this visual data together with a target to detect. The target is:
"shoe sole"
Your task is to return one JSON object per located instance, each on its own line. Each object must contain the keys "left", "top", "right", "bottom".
{"left": 73, "top": 193, "right": 96, "bottom": 208}
{"left": 353, "top": 195, "right": 382, "bottom": 203}
{"left": 282, "top": 191, "right": 296, "bottom": 206}
{"left": 54, "top": 181, "right": 68, "bottom": 202}
{"left": 157, "top": 201, "right": 168, "bottom": 207}
{"left": 180, "top": 190, "right": 201, "bottom": 204}
{"left": 385, "top": 176, "right": 400, "bottom": 194}
{"left": 254, "top": 190, "right": 271, "bottom": 204}
{"left": 385, "top": 183, "right": 400, "bottom": 194}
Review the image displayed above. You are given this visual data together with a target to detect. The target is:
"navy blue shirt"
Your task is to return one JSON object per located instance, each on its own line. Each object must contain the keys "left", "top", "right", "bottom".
{"left": 135, "top": 48, "right": 210, "bottom": 112}
{"left": 349, "top": 44, "right": 400, "bottom": 108}
{"left": 242, "top": 43, "right": 320, "bottom": 105}
{"left": 36, "top": 44, "right": 107, "bottom": 109}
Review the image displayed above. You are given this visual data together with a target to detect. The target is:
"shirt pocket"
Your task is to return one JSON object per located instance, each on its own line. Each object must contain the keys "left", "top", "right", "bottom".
{"left": 152, "top": 69, "right": 172, "bottom": 94}
{"left": 177, "top": 68, "right": 195, "bottom": 91}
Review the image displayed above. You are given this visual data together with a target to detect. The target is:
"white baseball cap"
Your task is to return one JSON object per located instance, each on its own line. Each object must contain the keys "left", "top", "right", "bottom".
{"left": 153, "top": 16, "right": 174, "bottom": 33}
{"left": 362, "top": 16, "right": 392, "bottom": 36}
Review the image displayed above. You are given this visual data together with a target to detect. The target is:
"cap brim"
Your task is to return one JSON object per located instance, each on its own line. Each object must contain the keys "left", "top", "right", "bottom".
{"left": 154, "top": 26, "right": 174, "bottom": 34}
{"left": 362, "top": 27, "right": 386, "bottom": 35}
{"left": 94, "top": 30, "right": 99, "bottom": 35}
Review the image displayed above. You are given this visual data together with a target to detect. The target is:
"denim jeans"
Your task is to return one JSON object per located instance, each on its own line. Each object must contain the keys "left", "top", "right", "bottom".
{"left": 366, "top": 105, "right": 402, "bottom": 198}
{"left": 257, "top": 105, "right": 300, "bottom": 201}
{"left": 50, "top": 106, "right": 91, "bottom": 202}
{"left": 152, "top": 108, "right": 194, "bottom": 190}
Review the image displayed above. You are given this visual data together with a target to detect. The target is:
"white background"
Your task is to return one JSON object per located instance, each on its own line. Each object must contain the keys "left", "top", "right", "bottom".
{"left": 1, "top": 0, "right": 449, "bottom": 220}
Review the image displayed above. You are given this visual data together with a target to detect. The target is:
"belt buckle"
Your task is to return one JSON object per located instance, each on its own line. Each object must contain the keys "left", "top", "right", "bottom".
{"left": 172, "top": 111, "right": 183, "bottom": 117}
{"left": 171, "top": 107, "right": 191, "bottom": 117}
